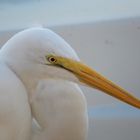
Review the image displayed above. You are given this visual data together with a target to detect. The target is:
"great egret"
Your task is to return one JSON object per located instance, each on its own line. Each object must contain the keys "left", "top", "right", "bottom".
{"left": 0, "top": 27, "right": 140, "bottom": 140}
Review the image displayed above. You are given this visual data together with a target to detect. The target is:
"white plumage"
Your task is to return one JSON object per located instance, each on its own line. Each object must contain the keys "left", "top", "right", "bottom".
{"left": 0, "top": 28, "right": 87, "bottom": 140}
{"left": 0, "top": 27, "right": 139, "bottom": 140}
{"left": 32, "top": 80, "right": 88, "bottom": 140}
{"left": 0, "top": 55, "right": 31, "bottom": 140}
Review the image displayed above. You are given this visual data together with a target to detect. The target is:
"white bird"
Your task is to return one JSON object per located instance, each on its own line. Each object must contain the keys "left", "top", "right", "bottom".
{"left": 0, "top": 27, "right": 140, "bottom": 140}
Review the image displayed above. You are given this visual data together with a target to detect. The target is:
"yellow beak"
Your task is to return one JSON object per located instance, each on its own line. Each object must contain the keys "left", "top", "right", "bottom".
{"left": 54, "top": 56, "right": 140, "bottom": 109}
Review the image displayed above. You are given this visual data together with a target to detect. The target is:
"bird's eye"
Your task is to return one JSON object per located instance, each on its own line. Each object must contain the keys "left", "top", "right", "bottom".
{"left": 47, "top": 56, "right": 57, "bottom": 64}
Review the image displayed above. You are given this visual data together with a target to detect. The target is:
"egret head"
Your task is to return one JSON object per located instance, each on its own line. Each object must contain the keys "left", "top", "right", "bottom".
{"left": 1, "top": 27, "right": 140, "bottom": 109}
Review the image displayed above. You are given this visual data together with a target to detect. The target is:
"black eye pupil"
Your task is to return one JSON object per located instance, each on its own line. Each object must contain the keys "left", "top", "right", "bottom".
{"left": 50, "top": 57, "right": 55, "bottom": 62}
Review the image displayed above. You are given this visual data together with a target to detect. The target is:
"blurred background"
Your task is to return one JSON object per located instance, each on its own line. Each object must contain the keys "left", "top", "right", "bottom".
{"left": 0, "top": 0, "right": 140, "bottom": 140}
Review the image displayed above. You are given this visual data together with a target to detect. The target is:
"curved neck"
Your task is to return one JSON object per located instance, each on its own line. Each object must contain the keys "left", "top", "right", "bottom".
{"left": 31, "top": 79, "right": 88, "bottom": 140}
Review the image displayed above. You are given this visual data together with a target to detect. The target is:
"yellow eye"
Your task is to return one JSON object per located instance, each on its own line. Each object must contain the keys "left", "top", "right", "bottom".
{"left": 47, "top": 56, "right": 57, "bottom": 64}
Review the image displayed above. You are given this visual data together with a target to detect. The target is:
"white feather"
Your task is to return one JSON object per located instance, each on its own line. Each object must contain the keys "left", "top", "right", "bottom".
{"left": 0, "top": 27, "right": 88, "bottom": 140}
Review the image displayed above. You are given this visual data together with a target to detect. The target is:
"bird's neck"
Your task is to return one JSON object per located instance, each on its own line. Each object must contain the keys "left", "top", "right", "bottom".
{"left": 31, "top": 80, "right": 88, "bottom": 140}
{"left": 4, "top": 60, "right": 40, "bottom": 101}
{"left": 14, "top": 72, "right": 42, "bottom": 103}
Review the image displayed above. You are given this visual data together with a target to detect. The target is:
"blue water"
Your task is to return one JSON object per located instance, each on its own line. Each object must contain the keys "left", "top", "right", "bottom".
{"left": 88, "top": 104, "right": 140, "bottom": 119}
